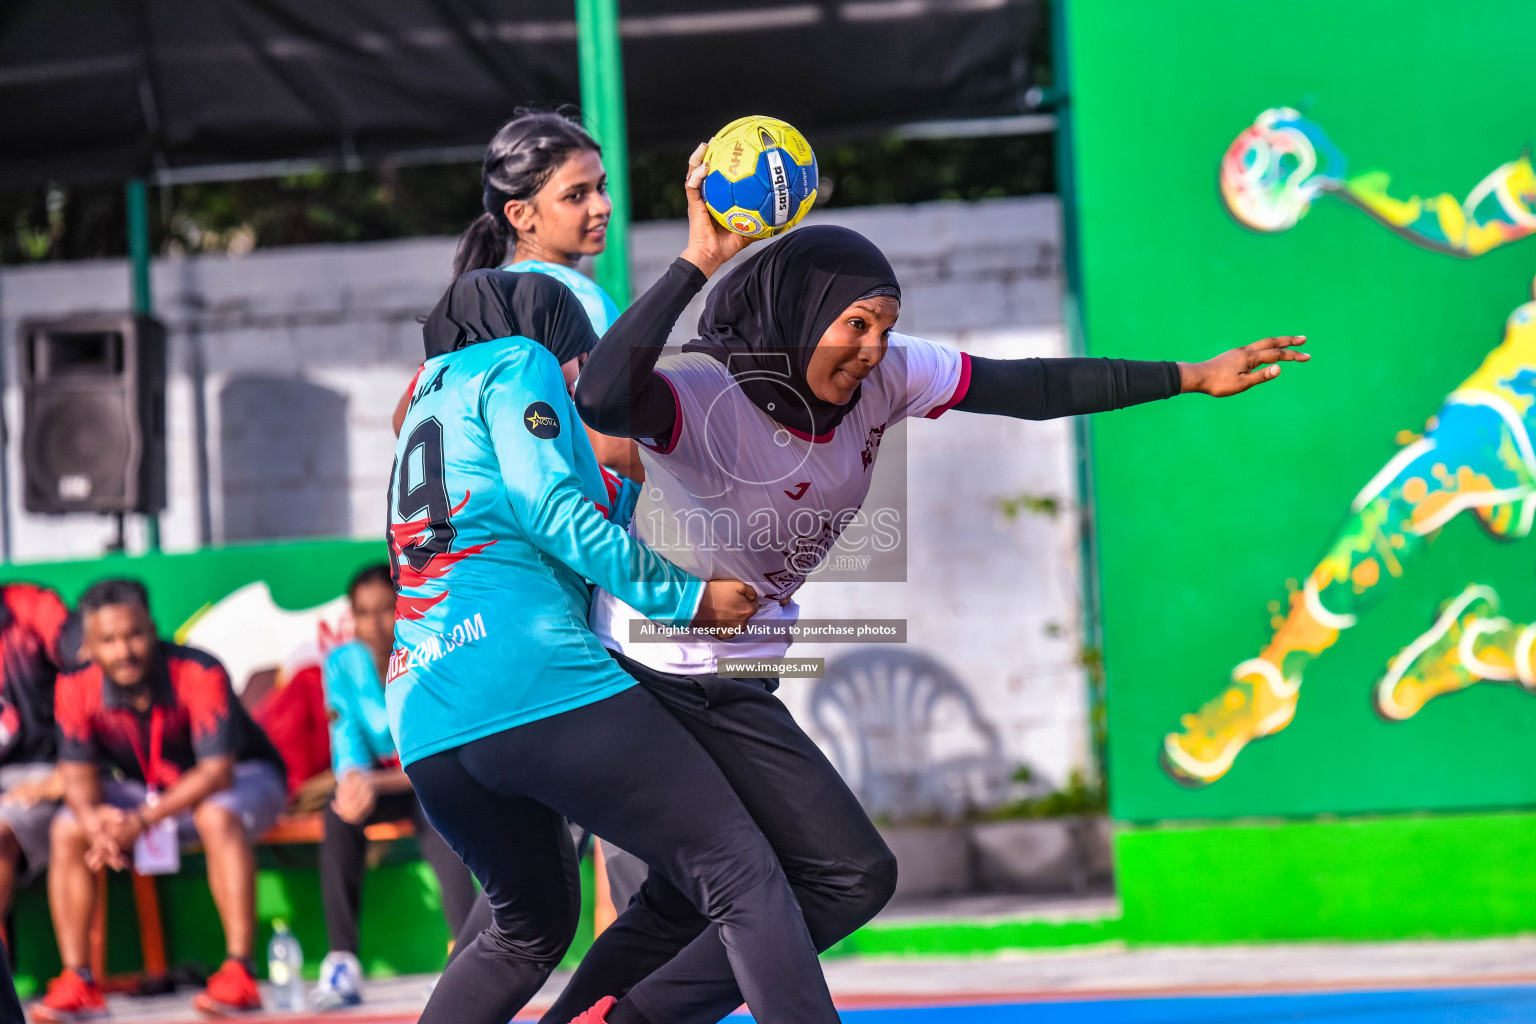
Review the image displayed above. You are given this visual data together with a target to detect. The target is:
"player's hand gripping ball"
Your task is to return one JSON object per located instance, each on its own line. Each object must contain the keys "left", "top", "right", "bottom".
{"left": 701, "top": 116, "right": 818, "bottom": 239}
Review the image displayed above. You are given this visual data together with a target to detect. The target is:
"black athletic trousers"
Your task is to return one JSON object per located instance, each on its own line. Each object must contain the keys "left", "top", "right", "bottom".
{"left": 543, "top": 652, "right": 899, "bottom": 1024}
{"left": 447, "top": 837, "right": 646, "bottom": 964}
{"left": 319, "top": 792, "right": 477, "bottom": 955}
{"left": 405, "top": 684, "right": 837, "bottom": 1024}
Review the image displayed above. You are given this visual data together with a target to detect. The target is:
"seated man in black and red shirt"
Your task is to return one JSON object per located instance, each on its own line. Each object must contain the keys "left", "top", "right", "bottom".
{"left": 37, "top": 579, "right": 287, "bottom": 1021}
{"left": 0, "top": 581, "right": 74, "bottom": 944}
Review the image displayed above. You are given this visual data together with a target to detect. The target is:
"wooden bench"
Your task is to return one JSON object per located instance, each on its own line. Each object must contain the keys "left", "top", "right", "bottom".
{"left": 93, "top": 812, "right": 417, "bottom": 991}
{"left": 258, "top": 813, "right": 416, "bottom": 846}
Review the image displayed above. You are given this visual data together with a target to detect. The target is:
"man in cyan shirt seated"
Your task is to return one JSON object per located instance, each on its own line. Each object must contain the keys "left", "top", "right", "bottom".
{"left": 36, "top": 579, "right": 287, "bottom": 1021}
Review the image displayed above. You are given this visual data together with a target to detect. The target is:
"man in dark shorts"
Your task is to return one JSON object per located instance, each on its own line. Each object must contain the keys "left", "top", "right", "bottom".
{"left": 35, "top": 579, "right": 287, "bottom": 1021}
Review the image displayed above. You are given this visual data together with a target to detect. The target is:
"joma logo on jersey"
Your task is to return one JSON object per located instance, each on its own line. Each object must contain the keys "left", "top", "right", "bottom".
{"left": 523, "top": 402, "right": 561, "bottom": 439}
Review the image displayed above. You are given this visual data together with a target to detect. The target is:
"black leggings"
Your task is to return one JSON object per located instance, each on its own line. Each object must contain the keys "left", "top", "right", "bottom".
{"left": 544, "top": 653, "right": 898, "bottom": 1024}
{"left": 405, "top": 684, "right": 836, "bottom": 1024}
{"left": 319, "top": 792, "right": 477, "bottom": 955}
{"left": 447, "top": 837, "right": 645, "bottom": 965}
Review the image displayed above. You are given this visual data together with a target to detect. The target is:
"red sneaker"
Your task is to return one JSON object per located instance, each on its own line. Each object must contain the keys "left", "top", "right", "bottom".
{"left": 568, "top": 996, "right": 617, "bottom": 1024}
{"left": 32, "top": 968, "right": 108, "bottom": 1022}
{"left": 191, "top": 959, "right": 262, "bottom": 1016}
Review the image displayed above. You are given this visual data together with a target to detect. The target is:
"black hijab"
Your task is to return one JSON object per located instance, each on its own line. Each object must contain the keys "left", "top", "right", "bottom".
{"left": 422, "top": 268, "right": 598, "bottom": 364}
{"left": 682, "top": 225, "right": 900, "bottom": 437}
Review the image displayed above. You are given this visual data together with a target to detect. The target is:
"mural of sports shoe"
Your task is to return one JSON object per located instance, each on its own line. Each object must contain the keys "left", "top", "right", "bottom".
{"left": 1375, "top": 583, "right": 1536, "bottom": 721}
{"left": 1162, "top": 109, "right": 1536, "bottom": 786}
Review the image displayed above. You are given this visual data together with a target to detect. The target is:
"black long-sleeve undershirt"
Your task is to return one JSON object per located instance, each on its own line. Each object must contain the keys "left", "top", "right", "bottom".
{"left": 574, "top": 256, "right": 1183, "bottom": 440}
{"left": 955, "top": 354, "right": 1182, "bottom": 418}
{"left": 575, "top": 259, "right": 702, "bottom": 440}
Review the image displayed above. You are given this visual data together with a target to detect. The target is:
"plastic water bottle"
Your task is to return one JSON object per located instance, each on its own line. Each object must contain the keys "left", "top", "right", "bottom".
{"left": 267, "top": 919, "right": 305, "bottom": 1011}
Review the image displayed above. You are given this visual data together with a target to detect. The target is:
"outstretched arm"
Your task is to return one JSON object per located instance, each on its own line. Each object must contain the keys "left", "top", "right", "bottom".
{"left": 955, "top": 337, "right": 1307, "bottom": 419}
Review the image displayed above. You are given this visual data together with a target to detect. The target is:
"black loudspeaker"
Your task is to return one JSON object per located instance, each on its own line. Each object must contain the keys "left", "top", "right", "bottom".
{"left": 20, "top": 314, "right": 166, "bottom": 515}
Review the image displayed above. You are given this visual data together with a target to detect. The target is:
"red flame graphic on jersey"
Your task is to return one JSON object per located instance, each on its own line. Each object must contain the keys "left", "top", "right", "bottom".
{"left": 391, "top": 491, "right": 496, "bottom": 620}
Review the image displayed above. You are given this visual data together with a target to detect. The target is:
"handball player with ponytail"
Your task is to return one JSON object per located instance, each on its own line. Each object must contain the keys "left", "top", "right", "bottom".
{"left": 396, "top": 109, "right": 642, "bottom": 482}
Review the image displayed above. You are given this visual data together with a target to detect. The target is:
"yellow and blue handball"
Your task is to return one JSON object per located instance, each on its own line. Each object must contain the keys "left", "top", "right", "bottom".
{"left": 701, "top": 115, "right": 818, "bottom": 239}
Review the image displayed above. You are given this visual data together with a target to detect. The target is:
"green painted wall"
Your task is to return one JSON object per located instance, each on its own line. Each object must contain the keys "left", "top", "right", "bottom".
{"left": 1068, "top": 0, "right": 1536, "bottom": 821}
{"left": 831, "top": 811, "right": 1536, "bottom": 953}
{"left": 0, "top": 537, "right": 384, "bottom": 626}
{"left": 1116, "top": 811, "right": 1536, "bottom": 944}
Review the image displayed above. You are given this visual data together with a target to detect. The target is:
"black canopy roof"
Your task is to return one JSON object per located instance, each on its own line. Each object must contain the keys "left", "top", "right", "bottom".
{"left": 0, "top": 0, "right": 1042, "bottom": 186}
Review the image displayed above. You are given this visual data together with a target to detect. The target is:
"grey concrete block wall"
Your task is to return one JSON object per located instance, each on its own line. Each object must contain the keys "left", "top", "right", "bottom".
{"left": 0, "top": 235, "right": 460, "bottom": 556}
{"left": 0, "top": 194, "right": 1091, "bottom": 803}
{"left": 0, "top": 194, "right": 1062, "bottom": 561}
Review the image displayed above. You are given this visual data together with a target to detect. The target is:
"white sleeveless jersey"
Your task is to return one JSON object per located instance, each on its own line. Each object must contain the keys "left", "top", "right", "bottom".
{"left": 590, "top": 332, "right": 969, "bottom": 674}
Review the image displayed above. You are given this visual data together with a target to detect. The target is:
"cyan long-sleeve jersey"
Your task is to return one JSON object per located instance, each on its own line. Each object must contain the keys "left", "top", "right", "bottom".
{"left": 386, "top": 334, "right": 704, "bottom": 766}
{"left": 506, "top": 259, "right": 620, "bottom": 335}
{"left": 323, "top": 641, "right": 395, "bottom": 776}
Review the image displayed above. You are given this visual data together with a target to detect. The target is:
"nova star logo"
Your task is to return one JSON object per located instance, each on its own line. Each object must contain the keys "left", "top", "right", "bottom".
{"left": 523, "top": 402, "right": 561, "bottom": 439}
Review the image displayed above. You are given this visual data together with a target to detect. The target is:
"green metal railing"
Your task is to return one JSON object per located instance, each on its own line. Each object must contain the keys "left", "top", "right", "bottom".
{"left": 126, "top": 177, "right": 160, "bottom": 552}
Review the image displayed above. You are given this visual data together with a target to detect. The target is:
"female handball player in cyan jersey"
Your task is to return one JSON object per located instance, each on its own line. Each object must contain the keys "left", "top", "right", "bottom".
{"left": 427, "top": 106, "right": 657, "bottom": 957}
{"left": 389, "top": 266, "right": 841, "bottom": 1024}
{"left": 545, "top": 148, "right": 1309, "bottom": 1024}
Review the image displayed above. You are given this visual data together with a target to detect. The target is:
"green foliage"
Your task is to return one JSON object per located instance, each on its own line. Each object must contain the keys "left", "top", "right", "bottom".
{"left": 0, "top": 164, "right": 486, "bottom": 265}
{"left": 996, "top": 491, "right": 1063, "bottom": 520}
{"left": 2, "top": 181, "right": 131, "bottom": 264}
{"left": 632, "top": 133, "right": 1055, "bottom": 222}
{"left": 984, "top": 768, "right": 1107, "bottom": 820}
{"left": 0, "top": 134, "right": 1056, "bottom": 265}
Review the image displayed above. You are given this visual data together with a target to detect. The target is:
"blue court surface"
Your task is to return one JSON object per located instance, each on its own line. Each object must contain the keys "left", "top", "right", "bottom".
{"left": 731, "top": 984, "right": 1536, "bottom": 1023}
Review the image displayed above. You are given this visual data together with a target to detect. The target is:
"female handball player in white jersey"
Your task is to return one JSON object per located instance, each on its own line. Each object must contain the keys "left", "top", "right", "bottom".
{"left": 392, "top": 266, "right": 841, "bottom": 1024}
{"left": 545, "top": 149, "right": 1307, "bottom": 1024}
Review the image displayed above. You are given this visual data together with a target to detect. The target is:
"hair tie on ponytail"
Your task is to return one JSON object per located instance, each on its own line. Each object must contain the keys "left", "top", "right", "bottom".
{"left": 452, "top": 212, "right": 513, "bottom": 278}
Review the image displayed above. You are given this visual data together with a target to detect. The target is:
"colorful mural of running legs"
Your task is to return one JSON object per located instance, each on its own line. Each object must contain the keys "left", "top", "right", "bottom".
{"left": 1164, "top": 287, "right": 1536, "bottom": 784}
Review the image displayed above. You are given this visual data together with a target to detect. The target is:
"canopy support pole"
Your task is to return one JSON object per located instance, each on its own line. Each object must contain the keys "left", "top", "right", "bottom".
{"left": 575, "top": 0, "right": 632, "bottom": 307}
{"left": 1048, "top": 0, "right": 1104, "bottom": 790}
{"left": 127, "top": 178, "right": 160, "bottom": 552}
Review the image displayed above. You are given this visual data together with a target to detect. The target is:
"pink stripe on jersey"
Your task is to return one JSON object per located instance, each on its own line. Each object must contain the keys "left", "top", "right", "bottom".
{"left": 640, "top": 372, "right": 685, "bottom": 455}
{"left": 924, "top": 351, "right": 972, "bottom": 419}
